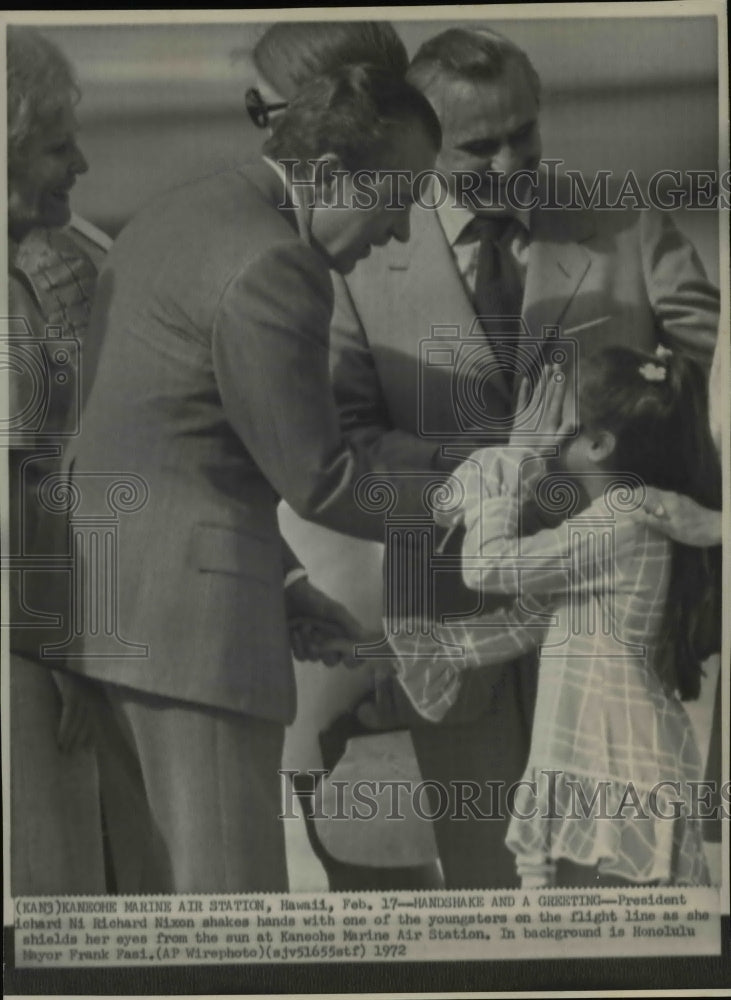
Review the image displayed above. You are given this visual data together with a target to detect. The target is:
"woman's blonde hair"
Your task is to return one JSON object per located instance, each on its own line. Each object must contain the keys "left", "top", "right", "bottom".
{"left": 7, "top": 26, "right": 79, "bottom": 167}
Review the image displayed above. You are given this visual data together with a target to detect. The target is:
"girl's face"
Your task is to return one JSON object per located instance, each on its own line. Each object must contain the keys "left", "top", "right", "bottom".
{"left": 9, "top": 94, "right": 88, "bottom": 242}
{"left": 558, "top": 429, "right": 596, "bottom": 477}
{"left": 556, "top": 373, "right": 616, "bottom": 485}
{"left": 556, "top": 371, "right": 600, "bottom": 477}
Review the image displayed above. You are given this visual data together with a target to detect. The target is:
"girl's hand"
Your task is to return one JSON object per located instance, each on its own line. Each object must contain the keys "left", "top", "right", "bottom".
{"left": 433, "top": 502, "right": 464, "bottom": 530}
{"left": 628, "top": 488, "right": 722, "bottom": 547}
{"left": 510, "top": 364, "right": 575, "bottom": 451}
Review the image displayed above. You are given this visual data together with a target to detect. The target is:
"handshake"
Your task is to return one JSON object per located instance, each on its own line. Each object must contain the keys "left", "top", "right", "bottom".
{"left": 286, "top": 576, "right": 374, "bottom": 668}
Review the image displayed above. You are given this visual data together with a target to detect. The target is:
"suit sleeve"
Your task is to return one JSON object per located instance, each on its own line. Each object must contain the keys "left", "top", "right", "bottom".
{"left": 330, "top": 273, "right": 459, "bottom": 475}
{"left": 640, "top": 210, "right": 719, "bottom": 369}
{"left": 211, "top": 240, "right": 427, "bottom": 541}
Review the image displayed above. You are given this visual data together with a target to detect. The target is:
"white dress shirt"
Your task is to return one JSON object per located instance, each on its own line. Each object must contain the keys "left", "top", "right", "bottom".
{"left": 437, "top": 197, "right": 531, "bottom": 306}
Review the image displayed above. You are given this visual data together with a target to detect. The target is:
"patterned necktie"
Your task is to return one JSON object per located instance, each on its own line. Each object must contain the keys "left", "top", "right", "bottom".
{"left": 471, "top": 216, "right": 525, "bottom": 391}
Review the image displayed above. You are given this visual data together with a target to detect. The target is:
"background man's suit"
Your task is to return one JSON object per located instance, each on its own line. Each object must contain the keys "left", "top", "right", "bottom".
{"left": 61, "top": 163, "right": 399, "bottom": 892}
{"left": 330, "top": 187, "right": 719, "bottom": 888}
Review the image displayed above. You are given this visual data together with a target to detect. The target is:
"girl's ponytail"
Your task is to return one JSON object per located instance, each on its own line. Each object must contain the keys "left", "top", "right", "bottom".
{"left": 656, "top": 348, "right": 721, "bottom": 699}
{"left": 580, "top": 344, "right": 721, "bottom": 699}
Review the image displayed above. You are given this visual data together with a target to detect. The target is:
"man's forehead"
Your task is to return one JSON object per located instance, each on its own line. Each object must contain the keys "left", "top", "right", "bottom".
{"left": 431, "top": 63, "right": 537, "bottom": 131}
{"left": 40, "top": 100, "right": 79, "bottom": 137}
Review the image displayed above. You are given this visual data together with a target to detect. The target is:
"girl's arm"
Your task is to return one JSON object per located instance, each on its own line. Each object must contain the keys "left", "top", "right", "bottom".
{"left": 387, "top": 591, "right": 551, "bottom": 722}
{"left": 456, "top": 446, "right": 632, "bottom": 597}
{"left": 457, "top": 445, "right": 576, "bottom": 595}
{"left": 436, "top": 365, "right": 594, "bottom": 596}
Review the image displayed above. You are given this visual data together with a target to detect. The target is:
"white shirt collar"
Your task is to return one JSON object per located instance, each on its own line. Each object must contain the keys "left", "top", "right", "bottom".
{"left": 435, "top": 175, "right": 532, "bottom": 246}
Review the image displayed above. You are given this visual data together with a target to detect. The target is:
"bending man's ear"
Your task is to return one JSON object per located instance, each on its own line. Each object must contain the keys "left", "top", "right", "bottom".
{"left": 587, "top": 429, "right": 616, "bottom": 464}
{"left": 312, "top": 151, "right": 346, "bottom": 205}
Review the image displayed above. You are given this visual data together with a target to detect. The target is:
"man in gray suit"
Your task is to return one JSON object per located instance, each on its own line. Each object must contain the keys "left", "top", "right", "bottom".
{"left": 57, "top": 66, "right": 441, "bottom": 893}
{"left": 331, "top": 28, "right": 719, "bottom": 888}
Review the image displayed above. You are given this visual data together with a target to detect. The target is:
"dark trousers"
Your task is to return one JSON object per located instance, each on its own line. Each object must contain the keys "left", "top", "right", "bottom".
{"left": 406, "top": 653, "right": 538, "bottom": 890}
{"left": 554, "top": 860, "right": 660, "bottom": 888}
{"left": 386, "top": 527, "right": 539, "bottom": 889}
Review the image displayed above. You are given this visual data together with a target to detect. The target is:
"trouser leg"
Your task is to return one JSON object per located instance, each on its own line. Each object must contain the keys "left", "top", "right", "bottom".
{"left": 408, "top": 655, "right": 537, "bottom": 890}
{"left": 92, "top": 683, "right": 287, "bottom": 894}
{"left": 10, "top": 656, "right": 106, "bottom": 895}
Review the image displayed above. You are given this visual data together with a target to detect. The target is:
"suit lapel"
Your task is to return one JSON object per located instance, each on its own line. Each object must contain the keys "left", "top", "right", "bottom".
{"left": 384, "top": 205, "right": 512, "bottom": 404}
{"left": 523, "top": 204, "right": 595, "bottom": 335}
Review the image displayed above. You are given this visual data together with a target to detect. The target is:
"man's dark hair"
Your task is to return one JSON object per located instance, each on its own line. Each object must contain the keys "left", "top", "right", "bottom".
{"left": 407, "top": 27, "right": 541, "bottom": 105}
{"left": 250, "top": 21, "right": 409, "bottom": 100}
{"left": 263, "top": 63, "right": 441, "bottom": 172}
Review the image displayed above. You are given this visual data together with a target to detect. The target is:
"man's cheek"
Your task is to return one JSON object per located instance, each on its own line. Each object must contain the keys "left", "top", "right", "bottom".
{"left": 526, "top": 138, "right": 543, "bottom": 169}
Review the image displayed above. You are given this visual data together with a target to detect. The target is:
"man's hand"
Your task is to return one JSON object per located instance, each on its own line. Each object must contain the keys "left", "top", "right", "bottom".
{"left": 510, "top": 364, "right": 575, "bottom": 451}
{"left": 53, "top": 670, "right": 95, "bottom": 753}
{"left": 628, "top": 488, "right": 722, "bottom": 547}
{"left": 286, "top": 578, "right": 368, "bottom": 667}
{"left": 289, "top": 618, "right": 365, "bottom": 667}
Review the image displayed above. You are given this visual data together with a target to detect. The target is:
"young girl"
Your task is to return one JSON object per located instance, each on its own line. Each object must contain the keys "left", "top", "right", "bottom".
{"left": 389, "top": 345, "right": 721, "bottom": 888}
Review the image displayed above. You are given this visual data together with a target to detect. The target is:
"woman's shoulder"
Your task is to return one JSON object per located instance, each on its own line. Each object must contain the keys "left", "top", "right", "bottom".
{"left": 13, "top": 226, "right": 100, "bottom": 336}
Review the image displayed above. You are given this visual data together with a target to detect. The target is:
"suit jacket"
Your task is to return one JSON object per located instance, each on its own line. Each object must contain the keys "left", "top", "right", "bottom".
{"left": 330, "top": 191, "right": 720, "bottom": 724}
{"left": 62, "top": 163, "right": 400, "bottom": 723}
{"left": 331, "top": 194, "right": 719, "bottom": 472}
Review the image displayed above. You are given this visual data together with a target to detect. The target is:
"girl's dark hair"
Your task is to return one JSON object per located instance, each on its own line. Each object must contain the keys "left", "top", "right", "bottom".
{"left": 579, "top": 345, "right": 721, "bottom": 700}
{"left": 249, "top": 21, "right": 409, "bottom": 101}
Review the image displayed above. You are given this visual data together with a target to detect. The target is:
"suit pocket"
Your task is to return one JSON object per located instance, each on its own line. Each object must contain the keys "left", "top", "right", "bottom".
{"left": 187, "top": 522, "right": 278, "bottom": 580}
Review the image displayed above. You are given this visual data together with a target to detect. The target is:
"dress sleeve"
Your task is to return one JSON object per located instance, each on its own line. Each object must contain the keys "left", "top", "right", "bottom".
{"left": 456, "top": 446, "right": 614, "bottom": 596}
{"left": 388, "top": 589, "right": 550, "bottom": 722}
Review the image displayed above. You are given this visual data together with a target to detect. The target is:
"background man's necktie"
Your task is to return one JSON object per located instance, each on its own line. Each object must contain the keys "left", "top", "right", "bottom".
{"left": 472, "top": 216, "right": 525, "bottom": 391}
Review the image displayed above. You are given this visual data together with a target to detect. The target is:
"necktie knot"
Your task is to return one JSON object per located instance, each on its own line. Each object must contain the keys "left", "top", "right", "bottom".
{"left": 461, "top": 214, "right": 517, "bottom": 248}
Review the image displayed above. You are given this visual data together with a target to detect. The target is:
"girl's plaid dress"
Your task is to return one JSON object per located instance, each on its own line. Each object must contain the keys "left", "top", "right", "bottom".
{"left": 390, "top": 446, "right": 709, "bottom": 886}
